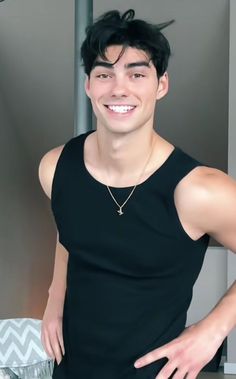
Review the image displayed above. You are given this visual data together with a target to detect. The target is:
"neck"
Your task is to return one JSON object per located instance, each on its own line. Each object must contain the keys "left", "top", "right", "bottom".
{"left": 95, "top": 127, "right": 159, "bottom": 184}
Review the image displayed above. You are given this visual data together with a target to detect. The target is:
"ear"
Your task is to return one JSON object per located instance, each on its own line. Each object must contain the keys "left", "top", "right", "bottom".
{"left": 84, "top": 75, "right": 91, "bottom": 98}
{"left": 156, "top": 72, "right": 169, "bottom": 101}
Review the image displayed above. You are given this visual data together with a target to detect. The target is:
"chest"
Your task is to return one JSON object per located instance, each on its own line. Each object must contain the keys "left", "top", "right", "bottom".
{"left": 54, "top": 183, "right": 200, "bottom": 278}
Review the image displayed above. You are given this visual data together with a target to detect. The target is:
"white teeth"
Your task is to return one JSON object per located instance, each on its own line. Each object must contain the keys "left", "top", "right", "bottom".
{"left": 107, "top": 105, "right": 135, "bottom": 113}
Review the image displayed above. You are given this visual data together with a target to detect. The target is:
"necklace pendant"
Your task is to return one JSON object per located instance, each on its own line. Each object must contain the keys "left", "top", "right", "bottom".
{"left": 117, "top": 208, "right": 124, "bottom": 216}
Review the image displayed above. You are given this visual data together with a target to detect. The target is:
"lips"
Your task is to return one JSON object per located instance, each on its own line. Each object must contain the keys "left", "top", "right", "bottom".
{"left": 104, "top": 105, "right": 136, "bottom": 114}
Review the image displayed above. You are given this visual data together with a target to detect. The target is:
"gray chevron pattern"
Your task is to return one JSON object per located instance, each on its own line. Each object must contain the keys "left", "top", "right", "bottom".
{"left": 0, "top": 319, "right": 50, "bottom": 368}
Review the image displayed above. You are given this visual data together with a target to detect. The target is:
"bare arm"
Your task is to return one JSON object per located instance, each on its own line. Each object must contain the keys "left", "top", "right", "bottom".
{"left": 38, "top": 145, "right": 68, "bottom": 364}
{"left": 134, "top": 167, "right": 236, "bottom": 379}
{"left": 48, "top": 232, "right": 68, "bottom": 304}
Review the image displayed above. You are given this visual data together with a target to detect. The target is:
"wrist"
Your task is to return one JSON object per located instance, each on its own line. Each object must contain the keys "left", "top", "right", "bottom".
{"left": 199, "top": 313, "right": 229, "bottom": 346}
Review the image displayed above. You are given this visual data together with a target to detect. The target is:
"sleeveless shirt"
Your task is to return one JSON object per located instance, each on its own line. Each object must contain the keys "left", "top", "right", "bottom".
{"left": 51, "top": 130, "right": 210, "bottom": 379}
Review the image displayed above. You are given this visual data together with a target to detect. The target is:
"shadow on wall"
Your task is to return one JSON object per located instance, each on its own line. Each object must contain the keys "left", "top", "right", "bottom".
{"left": 0, "top": 91, "right": 56, "bottom": 319}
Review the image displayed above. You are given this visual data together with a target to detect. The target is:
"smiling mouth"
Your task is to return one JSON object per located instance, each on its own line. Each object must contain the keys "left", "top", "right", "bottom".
{"left": 104, "top": 105, "right": 136, "bottom": 114}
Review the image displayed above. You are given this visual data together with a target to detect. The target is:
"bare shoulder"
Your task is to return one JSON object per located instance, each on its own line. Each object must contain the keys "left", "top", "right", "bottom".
{"left": 38, "top": 145, "right": 65, "bottom": 199}
{"left": 174, "top": 165, "right": 236, "bottom": 236}
{"left": 175, "top": 165, "right": 236, "bottom": 200}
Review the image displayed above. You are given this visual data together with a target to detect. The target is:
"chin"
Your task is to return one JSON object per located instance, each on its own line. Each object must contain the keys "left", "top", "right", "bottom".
{"left": 107, "top": 127, "right": 143, "bottom": 137}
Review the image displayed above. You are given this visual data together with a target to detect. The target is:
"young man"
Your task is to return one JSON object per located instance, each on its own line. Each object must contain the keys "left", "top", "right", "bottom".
{"left": 39, "top": 9, "right": 236, "bottom": 379}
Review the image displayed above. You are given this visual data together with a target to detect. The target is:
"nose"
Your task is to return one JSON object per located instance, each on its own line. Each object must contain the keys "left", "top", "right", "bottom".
{"left": 110, "top": 76, "right": 129, "bottom": 97}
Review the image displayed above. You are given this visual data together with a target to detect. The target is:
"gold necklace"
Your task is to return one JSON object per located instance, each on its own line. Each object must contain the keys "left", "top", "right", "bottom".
{"left": 105, "top": 136, "right": 156, "bottom": 215}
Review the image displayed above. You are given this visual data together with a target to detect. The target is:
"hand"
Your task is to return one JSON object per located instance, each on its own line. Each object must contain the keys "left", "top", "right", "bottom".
{"left": 134, "top": 321, "right": 224, "bottom": 379}
{"left": 41, "top": 296, "right": 65, "bottom": 365}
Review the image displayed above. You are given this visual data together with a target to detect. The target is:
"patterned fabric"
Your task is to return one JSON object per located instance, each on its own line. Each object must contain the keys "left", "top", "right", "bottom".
{"left": 0, "top": 319, "right": 53, "bottom": 379}
{"left": 0, "top": 368, "right": 17, "bottom": 378}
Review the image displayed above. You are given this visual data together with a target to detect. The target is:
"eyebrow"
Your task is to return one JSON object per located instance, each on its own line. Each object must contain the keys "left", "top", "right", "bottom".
{"left": 92, "top": 61, "right": 151, "bottom": 70}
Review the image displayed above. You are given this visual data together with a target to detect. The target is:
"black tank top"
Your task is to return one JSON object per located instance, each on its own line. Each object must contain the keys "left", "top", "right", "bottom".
{"left": 51, "top": 130, "right": 210, "bottom": 379}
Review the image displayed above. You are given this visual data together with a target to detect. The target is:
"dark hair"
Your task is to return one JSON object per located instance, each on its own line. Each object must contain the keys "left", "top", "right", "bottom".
{"left": 80, "top": 9, "right": 174, "bottom": 79}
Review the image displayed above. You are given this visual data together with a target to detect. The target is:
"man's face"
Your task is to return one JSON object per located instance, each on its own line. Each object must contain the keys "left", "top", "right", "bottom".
{"left": 85, "top": 45, "right": 168, "bottom": 134}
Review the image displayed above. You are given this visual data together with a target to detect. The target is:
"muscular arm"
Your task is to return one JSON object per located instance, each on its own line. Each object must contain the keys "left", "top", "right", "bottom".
{"left": 174, "top": 166, "right": 236, "bottom": 339}
{"left": 134, "top": 167, "right": 236, "bottom": 379}
{"left": 38, "top": 145, "right": 68, "bottom": 363}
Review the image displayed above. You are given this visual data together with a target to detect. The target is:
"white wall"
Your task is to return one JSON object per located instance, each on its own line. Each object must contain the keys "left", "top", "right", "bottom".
{"left": 0, "top": 91, "right": 30, "bottom": 316}
{"left": 0, "top": 0, "right": 74, "bottom": 319}
{"left": 187, "top": 247, "right": 227, "bottom": 326}
{"left": 0, "top": 89, "right": 57, "bottom": 318}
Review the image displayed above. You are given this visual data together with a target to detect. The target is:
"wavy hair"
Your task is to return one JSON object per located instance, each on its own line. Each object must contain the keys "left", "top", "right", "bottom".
{"left": 80, "top": 9, "right": 174, "bottom": 78}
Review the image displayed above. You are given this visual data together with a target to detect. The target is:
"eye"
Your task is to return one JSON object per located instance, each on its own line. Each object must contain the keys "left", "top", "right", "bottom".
{"left": 96, "top": 73, "right": 111, "bottom": 79}
{"left": 132, "top": 73, "right": 145, "bottom": 78}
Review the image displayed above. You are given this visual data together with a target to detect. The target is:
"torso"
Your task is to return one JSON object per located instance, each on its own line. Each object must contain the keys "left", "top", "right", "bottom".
{"left": 53, "top": 131, "right": 212, "bottom": 242}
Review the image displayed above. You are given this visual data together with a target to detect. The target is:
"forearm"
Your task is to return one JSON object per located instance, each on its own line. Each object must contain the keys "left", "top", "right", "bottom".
{"left": 48, "top": 233, "right": 68, "bottom": 304}
{"left": 199, "top": 280, "right": 236, "bottom": 343}
{"left": 135, "top": 281, "right": 236, "bottom": 377}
